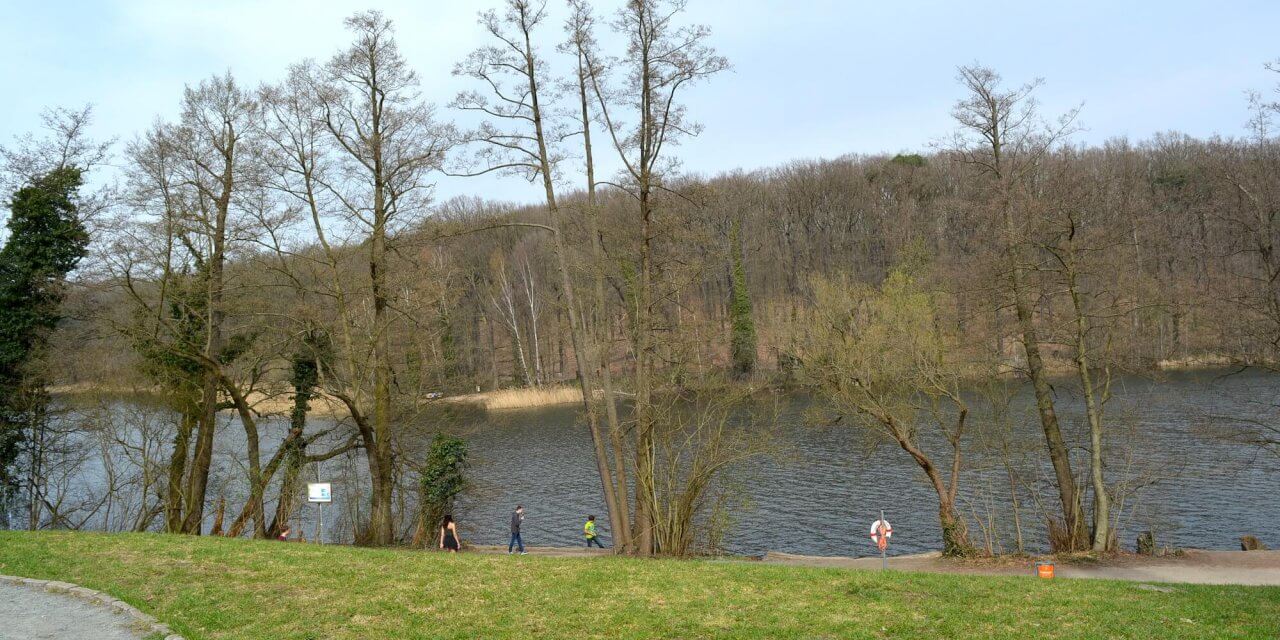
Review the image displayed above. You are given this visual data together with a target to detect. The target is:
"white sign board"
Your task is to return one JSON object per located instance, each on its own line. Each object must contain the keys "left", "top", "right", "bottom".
{"left": 307, "top": 482, "right": 332, "bottom": 503}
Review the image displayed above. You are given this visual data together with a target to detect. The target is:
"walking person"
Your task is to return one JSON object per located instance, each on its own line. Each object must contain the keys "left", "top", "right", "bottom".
{"left": 440, "top": 515, "right": 460, "bottom": 553}
{"left": 508, "top": 505, "right": 526, "bottom": 554}
{"left": 584, "top": 515, "right": 605, "bottom": 549}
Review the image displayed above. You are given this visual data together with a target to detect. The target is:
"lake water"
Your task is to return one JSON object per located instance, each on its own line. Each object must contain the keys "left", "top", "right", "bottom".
{"left": 19, "top": 369, "right": 1280, "bottom": 558}
{"left": 446, "top": 369, "right": 1280, "bottom": 557}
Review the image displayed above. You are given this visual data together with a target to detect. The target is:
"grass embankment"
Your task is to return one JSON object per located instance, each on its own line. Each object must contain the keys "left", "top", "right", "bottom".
{"left": 1, "top": 532, "right": 1277, "bottom": 639}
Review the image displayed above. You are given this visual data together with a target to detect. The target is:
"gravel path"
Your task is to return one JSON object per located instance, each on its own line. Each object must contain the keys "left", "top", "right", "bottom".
{"left": 0, "top": 581, "right": 150, "bottom": 640}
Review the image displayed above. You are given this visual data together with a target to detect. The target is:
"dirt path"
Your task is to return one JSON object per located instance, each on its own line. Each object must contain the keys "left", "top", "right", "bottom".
{"left": 0, "top": 581, "right": 150, "bottom": 640}
{"left": 759, "top": 550, "right": 1280, "bottom": 586}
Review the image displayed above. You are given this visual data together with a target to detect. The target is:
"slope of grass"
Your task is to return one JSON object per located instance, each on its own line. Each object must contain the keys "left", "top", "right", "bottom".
{"left": 0, "top": 531, "right": 1277, "bottom": 639}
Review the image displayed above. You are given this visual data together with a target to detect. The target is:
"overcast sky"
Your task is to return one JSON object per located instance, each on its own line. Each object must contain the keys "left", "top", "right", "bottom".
{"left": 2, "top": 0, "right": 1277, "bottom": 204}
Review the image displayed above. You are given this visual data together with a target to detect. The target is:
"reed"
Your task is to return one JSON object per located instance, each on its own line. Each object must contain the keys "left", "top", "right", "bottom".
{"left": 449, "top": 385, "right": 584, "bottom": 410}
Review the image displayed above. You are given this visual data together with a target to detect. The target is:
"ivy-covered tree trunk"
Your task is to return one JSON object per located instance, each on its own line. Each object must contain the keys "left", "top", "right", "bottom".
{"left": 270, "top": 348, "right": 319, "bottom": 537}
{"left": 416, "top": 433, "right": 468, "bottom": 547}
{"left": 939, "top": 500, "right": 973, "bottom": 558}
{"left": 728, "top": 217, "right": 757, "bottom": 378}
{"left": 163, "top": 409, "right": 196, "bottom": 532}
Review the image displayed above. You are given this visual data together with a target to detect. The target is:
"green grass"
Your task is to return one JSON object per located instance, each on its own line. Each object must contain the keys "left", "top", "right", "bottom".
{"left": 1, "top": 532, "right": 1277, "bottom": 639}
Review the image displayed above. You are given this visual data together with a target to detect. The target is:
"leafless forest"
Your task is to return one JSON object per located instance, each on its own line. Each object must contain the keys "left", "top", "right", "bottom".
{"left": 3, "top": 0, "right": 1279, "bottom": 557}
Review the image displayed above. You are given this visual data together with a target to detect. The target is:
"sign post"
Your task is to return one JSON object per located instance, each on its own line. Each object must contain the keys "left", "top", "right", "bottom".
{"left": 307, "top": 481, "right": 332, "bottom": 544}
{"left": 869, "top": 511, "right": 892, "bottom": 570}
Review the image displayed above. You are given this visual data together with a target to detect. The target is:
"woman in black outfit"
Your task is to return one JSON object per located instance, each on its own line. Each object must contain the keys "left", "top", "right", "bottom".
{"left": 439, "top": 515, "right": 460, "bottom": 552}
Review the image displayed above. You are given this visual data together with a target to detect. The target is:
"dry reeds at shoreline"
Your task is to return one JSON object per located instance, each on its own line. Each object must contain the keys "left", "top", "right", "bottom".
{"left": 53, "top": 382, "right": 599, "bottom": 413}
{"left": 446, "top": 385, "right": 583, "bottom": 411}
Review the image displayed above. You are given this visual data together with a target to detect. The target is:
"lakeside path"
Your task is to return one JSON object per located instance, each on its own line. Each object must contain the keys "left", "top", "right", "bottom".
{"left": 760, "top": 549, "right": 1280, "bottom": 586}
{"left": 0, "top": 581, "right": 151, "bottom": 640}
{"left": 468, "top": 544, "right": 1280, "bottom": 586}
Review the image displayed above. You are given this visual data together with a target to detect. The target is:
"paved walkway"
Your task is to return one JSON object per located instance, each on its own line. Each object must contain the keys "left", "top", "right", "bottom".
{"left": 760, "top": 549, "right": 1280, "bottom": 586}
{"left": 0, "top": 582, "right": 149, "bottom": 640}
{"left": 464, "top": 544, "right": 1280, "bottom": 585}
{"left": 467, "top": 543, "right": 612, "bottom": 557}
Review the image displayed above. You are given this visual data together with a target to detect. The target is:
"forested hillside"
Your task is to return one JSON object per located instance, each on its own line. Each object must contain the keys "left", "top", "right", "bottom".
{"left": 59, "top": 122, "right": 1280, "bottom": 393}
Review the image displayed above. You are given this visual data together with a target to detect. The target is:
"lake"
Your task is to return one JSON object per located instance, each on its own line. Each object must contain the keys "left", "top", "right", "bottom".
{"left": 17, "top": 369, "right": 1280, "bottom": 558}
{"left": 443, "top": 369, "right": 1280, "bottom": 557}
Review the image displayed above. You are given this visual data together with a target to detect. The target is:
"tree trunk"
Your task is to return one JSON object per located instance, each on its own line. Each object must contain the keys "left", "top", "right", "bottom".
{"left": 633, "top": 185, "right": 657, "bottom": 556}
{"left": 894, "top": 425, "right": 972, "bottom": 557}
{"left": 938, "top": 499, "right": 970, "bottom": 558}
{"left": 576, "top": 45, "right": 633, "bottom": 552}
{"left": 1064, "top": 240, "right": 1112, "bottom": 552}
{"left": 164, "top": 409, "right": 194, "bottom": 532}
{"left": 182, "top": 383, "right": 216, "bottom": 534}
{"left": 1004, "top": 203, "right": 1086, "bottom": 550}
{"left": 369, "top": 215, "right": 395, "bottom": 545}
{"left": 270, "top": 385, "right": 311, "bottom": 537}
{"left": 522, "top": 24, "right": 627, "bottom": 552}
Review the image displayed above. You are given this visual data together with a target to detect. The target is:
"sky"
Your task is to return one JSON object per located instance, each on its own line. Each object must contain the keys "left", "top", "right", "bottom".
{"left": 1, "top": 0, "right": 1278, "bottom": 205}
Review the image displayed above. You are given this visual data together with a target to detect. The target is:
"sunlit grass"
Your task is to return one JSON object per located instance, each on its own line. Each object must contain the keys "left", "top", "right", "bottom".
{"left": 0, "top": 531, "right": 1277, "bottom": 639}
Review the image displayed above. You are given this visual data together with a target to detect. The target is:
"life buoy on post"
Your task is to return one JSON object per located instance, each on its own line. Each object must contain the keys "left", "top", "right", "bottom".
{"left": 869, "top": 518, "right": 892, "bottom": 552}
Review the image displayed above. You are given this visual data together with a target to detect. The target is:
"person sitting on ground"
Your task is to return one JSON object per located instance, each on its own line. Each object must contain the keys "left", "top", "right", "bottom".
{"left": 509, "top": 505, "right": 526, "bottom": 555}
{"left": 584, "top": 515, "right": 605, "bottom": 549}
{"left": 277, "top": 526, "right": 291, "bottom": 542}
{"left": 440, "top": 515, "right": 460, "bottom": 553}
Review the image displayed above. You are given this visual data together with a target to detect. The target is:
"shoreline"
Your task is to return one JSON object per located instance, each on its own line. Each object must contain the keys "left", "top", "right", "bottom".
{"left": 46, "top": 358, "right": 1270, "bottom": 414}
{"left": 46, "top": 383, "right": 587, "bottom": 415}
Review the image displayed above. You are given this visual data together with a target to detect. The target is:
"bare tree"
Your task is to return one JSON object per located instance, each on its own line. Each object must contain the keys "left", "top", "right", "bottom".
{"left": 451, "top": 0, "right": 628, "bottom": 548}
{"left": 562, "top": 0, "right": 633, "bottom": 551}
{"left": 0, "top": 105, "right": 112, "bottom": 198}
{"left": 304, "top": 11, "right": 453, "bottom": 545}
{"left": 584, "top": 0, "right": 729, "bottom": 554}
{"left": 948, "top": 65, "right": 1089, "bottom": 550}
{"left": 486, "top": 251, "right": 533, "bottom": 387}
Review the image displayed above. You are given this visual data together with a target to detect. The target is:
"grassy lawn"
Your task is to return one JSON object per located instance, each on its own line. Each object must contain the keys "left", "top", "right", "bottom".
{"left": 0, "top": 532, "right": 1277, "bottom": 639}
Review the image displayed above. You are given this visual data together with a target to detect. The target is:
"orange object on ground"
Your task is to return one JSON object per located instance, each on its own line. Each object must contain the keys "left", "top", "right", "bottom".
{"left": 1036, "top": 562, "right": 1055, "bottom": 579}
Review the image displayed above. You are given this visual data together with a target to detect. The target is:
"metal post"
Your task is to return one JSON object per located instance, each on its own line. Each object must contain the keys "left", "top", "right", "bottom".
{"left": 315, "top": 461, "right": 323, "bottom": 544}
{"left": 880, "top": 509, "right": 887, "bottom": 571}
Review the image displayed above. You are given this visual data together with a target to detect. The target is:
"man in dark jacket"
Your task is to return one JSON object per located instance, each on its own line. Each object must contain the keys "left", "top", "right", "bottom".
{"left": 508, "top": 505, "right": 526, "bottom": 554}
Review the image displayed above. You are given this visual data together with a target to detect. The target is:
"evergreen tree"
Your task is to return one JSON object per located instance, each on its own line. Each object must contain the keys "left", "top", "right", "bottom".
{"left": 0, "top": 167, "right": 89, "bottom": 523}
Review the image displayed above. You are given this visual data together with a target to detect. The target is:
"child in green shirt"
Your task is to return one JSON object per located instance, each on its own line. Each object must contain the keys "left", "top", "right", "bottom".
{"left": 584, "top": 515, "right": 605, "bottom": 548}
